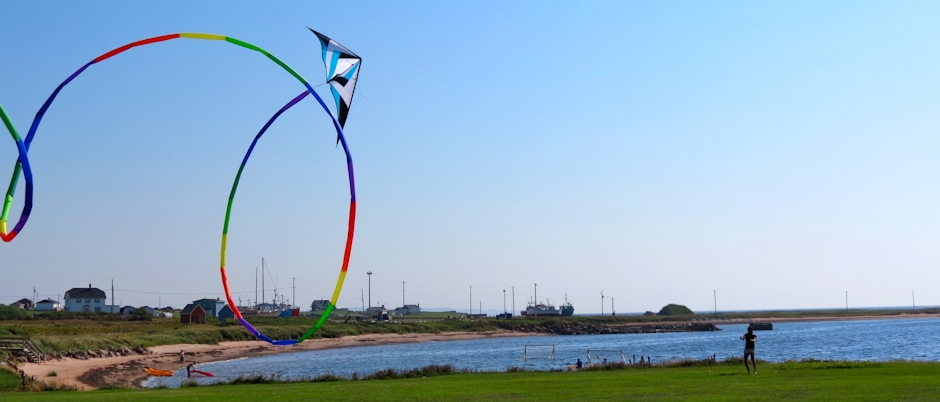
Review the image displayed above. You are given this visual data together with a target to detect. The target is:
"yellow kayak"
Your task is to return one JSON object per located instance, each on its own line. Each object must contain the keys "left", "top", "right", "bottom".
{"left": 144, "top": 367, "right": 174, "bottom": 377}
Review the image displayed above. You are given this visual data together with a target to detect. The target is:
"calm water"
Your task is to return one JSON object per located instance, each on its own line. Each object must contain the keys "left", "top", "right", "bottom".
{"left": 144, "top": 317, "right": 940, "bottom": 387}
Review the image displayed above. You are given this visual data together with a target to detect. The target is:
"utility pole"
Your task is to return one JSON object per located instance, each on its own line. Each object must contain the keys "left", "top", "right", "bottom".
{"left": 469, "top": 286, "right": 472, "bottom": 315}
{"left": 402, "top": 281, "right": 405, "bottom": 307}
{"left": 479, "top": 300, "right": 482, "bottom": 315}
{"left": 361, "top": 289, "right": 365, "bottom": 312}
{"left": 503, "top": 289, "right": 506, "bottom": 314}
{"left": 292, "top": 278, "right": 296, "bottom": 309}
{"left": 255, "top": 267, "right": 258, "bottom": 309}
{"left": 262, "top": 259, "right": 265, "bottom": 308}
{"left": 512, "top": 286, "right": 515, "bottom": 316}
{"left": 367, "top": 271, "right": 373, "bottom": 315}
{"left": 845, "top": 291, "right": 848, "bottom": 310}
{"left": 601, "top": 291, "right": 605, "bottom": 316}
{"left": 611, "top": 297, "right": 615, "bottom": 316}
{"left": 713, "top": 290, "right": 717, "bottom": 314}
{"left": 111, "top": 279, "right": 115, "bottom": 312}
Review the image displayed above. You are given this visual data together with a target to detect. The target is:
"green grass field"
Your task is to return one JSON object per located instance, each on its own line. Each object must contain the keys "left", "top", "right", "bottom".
{"left": 3, "top": 361, "right": 940, "bottom": 401}
{"left": 0, "top": 367, "right": 19, "bottom": 391}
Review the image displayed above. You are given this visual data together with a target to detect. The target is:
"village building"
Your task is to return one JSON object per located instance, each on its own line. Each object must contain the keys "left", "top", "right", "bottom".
{"left": 63, "top": 284, "right": 107, "bottom": 312}
{"left": 180, "top": 304, "right": 206, "bottom": 324}
{"left": 35, "top": 299, "right": 61, "bottom": 311}
{"left": 311, "top": 299, "right": 331, "bottom": 312}
{"left": 192, "top": 298, "right": 226, "bottom": 318}
{"left": 13, "top": 298, "right": 34, "bottom": 310}
{"left": 218, "top": 304, "right": 235, "bottom": 321}
{"left": 393, "top": 304, "right": 421, "bottom": 316}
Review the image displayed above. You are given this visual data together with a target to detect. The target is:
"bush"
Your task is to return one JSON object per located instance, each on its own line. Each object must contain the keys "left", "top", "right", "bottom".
{"left": 129, "top": 308, "right": 152, "bottom": 322}
{"left": 0, "top": 305, "right": 29, "bottom": 320}
{"left": 658, "top": 304, "right": 694, "bottom": 316}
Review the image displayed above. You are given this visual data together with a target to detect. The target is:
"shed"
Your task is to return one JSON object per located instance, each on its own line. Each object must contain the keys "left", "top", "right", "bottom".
{"left": 180, "top": 304, "right": 206, "bottom": 324}
{"left": 218, "top": 304, "right": 235, "bottom": 321}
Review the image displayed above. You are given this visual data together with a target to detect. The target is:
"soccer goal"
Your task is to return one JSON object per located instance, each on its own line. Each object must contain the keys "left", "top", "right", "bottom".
{"left": 586, "top": 349, "right": 626, "bottom": 365}
{"left": 523, "top": 344, "right": 555, "bottom": 361}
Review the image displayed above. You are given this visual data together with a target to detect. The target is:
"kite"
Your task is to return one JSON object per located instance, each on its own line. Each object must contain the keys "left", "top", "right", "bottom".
{"left": 1, "top": 31, "right": 360, "bottom": 346}
{"left": 310, "top": 28, "right": 361, "bottom": 131}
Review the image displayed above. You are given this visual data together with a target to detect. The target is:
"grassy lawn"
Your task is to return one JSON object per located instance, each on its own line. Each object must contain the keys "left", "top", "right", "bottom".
{"left": 0, "top": 368, "right": 20, "bottom": 391}
{"left": 2, "top": 361, "right": 940, "bottom": 401}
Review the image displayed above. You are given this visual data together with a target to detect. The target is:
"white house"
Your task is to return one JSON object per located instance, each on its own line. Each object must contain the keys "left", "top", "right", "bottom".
{"left": 64, "top": 284, "right": 107, "bottom": 313}
{"left": 35, "top": 299, "right": 61, "bottom": 311}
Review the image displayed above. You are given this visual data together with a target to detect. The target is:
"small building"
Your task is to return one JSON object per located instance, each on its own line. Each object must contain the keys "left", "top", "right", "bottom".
{"left": 35, "top": 299, "right": 61, "bottom": 311}
{"left": 64, "top": 285, "right": 107, "bottom": 312}
{"left": 218, "top": 304, "right": 235, "bottom": 321}
{"left": 180, "top": 304, "right": 206, "bottom": 324}
{"left": 14, "top": 298, "right": 34, "bottom": 310}
{"left": 311, "top": 300, "right": 331, "bottom": 312}
{"left": 393, "top": 304, "right": 421, "bottom": 316}
{"left": 193, "top": 298, "right": 226, "bottom": 318}
{"left": 119, "top": 306, "right": 137, "bottom": 315}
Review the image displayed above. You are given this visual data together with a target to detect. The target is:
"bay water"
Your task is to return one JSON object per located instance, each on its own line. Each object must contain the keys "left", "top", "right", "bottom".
{"left": 144, "top": 317, "right": 940, "bottom": 388}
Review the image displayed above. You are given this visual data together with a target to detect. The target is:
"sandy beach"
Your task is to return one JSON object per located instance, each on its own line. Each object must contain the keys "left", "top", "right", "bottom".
{"left": 17, "top": 330, "right": 532, "bottom": 390}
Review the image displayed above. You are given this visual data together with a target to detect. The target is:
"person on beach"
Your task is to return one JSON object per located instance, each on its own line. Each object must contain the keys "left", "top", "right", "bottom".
{"left": 576, "top": 358, "right": 583, "bottom": 368}
{"left": 186, "top": 362, "right": 194, "bottom": 377}
{"left": 741, "top": 326, "right": 757, "bottom": 373}
{"left": 179, "top": 349, "right": 185, "bottom": 363}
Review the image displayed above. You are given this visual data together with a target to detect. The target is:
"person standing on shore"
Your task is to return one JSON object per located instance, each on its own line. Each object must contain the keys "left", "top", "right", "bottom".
{"left": 740, "top": 326, "right": 757, "bottom": 373}
{"left": 179, "top": 349, "right": 185, "bottom": 363}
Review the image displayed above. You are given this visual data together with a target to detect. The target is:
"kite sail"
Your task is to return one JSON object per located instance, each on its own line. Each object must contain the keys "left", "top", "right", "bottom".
{"left": 310, "top": 29, "right": 361, "bottom": 130}
{"left": 1, "top": 31, "right": 360, "bottom": 346}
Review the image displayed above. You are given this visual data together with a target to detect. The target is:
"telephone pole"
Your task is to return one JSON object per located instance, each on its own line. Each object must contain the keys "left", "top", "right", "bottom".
{"left": 291, "top": 278, "right": 296, "bottom": 309}
{"left": 845, "top": 291, "right": 848, "bottom": 310}
{"left": 713, "top": 290, "right": 717, "bottom": 314}
{"left": 611, "top": 297, "right": 615, "bottom": 316}
{"left": 503, "top": 289, "right": 506, "bottom": 314}
{"left": 469, "top": 286, "right": 472, "bottom": 315}
{"left": 402, "top": 281, "right": 406, "bottom": 307}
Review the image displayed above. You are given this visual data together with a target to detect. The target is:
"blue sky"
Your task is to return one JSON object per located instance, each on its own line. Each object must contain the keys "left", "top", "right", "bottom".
{"left": 3, "top": 1, "right": 940, "bottom": 314}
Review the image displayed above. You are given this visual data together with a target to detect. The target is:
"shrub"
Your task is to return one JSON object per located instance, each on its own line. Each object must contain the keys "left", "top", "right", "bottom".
{"left": 658, "top": 304, "right": 694, "bottom": 316}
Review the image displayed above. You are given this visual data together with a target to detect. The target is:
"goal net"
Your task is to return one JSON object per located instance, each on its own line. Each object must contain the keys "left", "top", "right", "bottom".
{"left": 586, "top": 349, "right": 626, "bottom": 365}
{"left": 523, "top": 344, "right": 555, "bottom": 361}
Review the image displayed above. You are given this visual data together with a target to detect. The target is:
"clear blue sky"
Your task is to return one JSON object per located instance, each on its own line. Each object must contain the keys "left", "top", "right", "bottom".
{"left": 3, "top": 1, "right": 940, "bottom": 314}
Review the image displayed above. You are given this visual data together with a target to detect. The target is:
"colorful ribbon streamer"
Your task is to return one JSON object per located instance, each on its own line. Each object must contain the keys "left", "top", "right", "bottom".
{"left": 1, "top": 33, "right": 357, "bottom": 345}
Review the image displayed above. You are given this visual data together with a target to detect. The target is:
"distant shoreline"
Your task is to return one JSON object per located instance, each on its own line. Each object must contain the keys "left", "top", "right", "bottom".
{"left": 697, "top": 312, "right": 940, "bottom": 325}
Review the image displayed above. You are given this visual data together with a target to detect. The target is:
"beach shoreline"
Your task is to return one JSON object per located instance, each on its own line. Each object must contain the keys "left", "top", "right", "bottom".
{"left": 17, "top": 330, "right": 533, "bottom": 390}
{"left": 16, "top": 313, "right": 940, "bottom": 391}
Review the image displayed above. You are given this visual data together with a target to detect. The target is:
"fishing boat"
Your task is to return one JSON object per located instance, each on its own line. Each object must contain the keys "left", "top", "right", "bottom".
{"left": 522, "top": 301, "right": 561, "bottom": 317}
